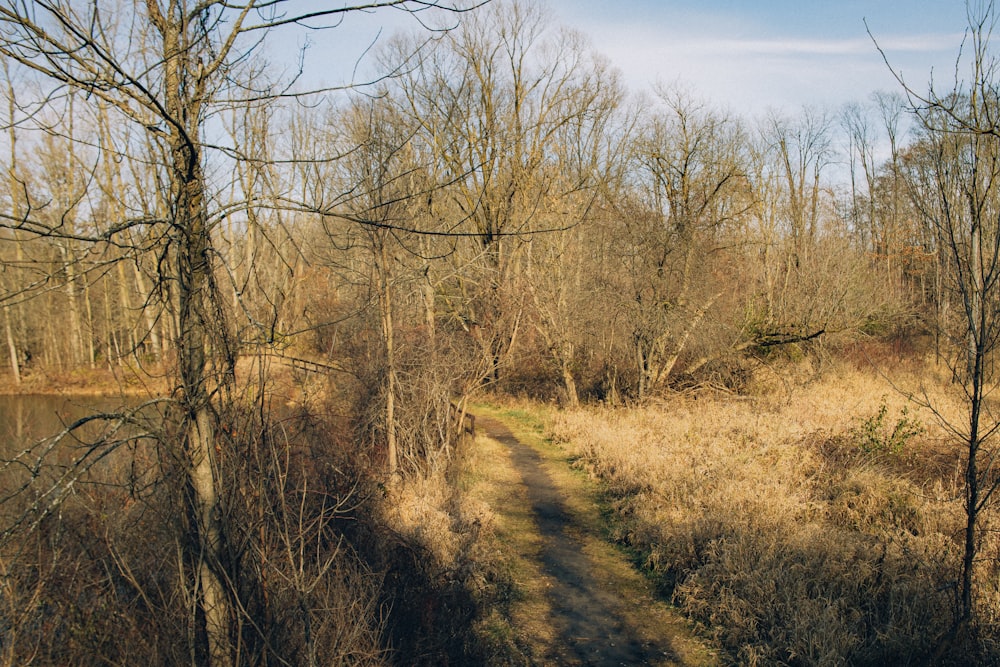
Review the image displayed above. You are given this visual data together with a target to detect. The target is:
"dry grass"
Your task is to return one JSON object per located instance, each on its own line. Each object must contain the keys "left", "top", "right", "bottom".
{"left": 370, "top": 435, "right": 524, "bottom": 665}
{"left": 547, "top": 359, "right": 1000, "bottom": 665}
{"left": 379, "top": 467, "right": 498, "bottom": 600}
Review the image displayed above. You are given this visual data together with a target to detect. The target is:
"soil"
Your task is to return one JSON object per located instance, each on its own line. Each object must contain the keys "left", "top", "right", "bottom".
{"left": 473, "top": 411, "right": 718, "bottom": 667}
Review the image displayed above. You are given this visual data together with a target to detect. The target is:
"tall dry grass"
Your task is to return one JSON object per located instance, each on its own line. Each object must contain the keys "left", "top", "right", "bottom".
{"left": 549, "top": 360, "right": 1000, "bottom": 665}
{"left": 359, "top": 438, "right": 523, "bottom": 665}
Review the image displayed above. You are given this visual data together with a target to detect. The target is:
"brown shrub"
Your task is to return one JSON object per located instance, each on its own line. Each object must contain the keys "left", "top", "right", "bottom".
{"left": 350, "top": 445, "right": 520, "bottom": 666}
{"left": 0, "top": 394, "right": 389, "bottom": 666}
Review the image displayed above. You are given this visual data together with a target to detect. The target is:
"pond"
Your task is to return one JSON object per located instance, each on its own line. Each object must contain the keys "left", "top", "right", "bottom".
{"left": 0, "top": 394, "right": 147, "bottom": 451}
{"left": 0, "top": 394, "right": 166, "bottom": 508}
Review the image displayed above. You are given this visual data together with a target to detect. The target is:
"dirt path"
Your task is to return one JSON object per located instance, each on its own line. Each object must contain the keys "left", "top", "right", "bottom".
{"left": 470, "top": 410, "right": 717, "bottom": 666}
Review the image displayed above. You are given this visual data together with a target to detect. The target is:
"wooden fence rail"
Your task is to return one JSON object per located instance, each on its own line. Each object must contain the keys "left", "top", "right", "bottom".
{"left": 450, "top": 400, "right": 476, "bottom": 438}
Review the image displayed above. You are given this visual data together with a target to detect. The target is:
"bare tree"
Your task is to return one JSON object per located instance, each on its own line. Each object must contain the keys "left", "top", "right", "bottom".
{"left": 610, "top": 87, "right": 750, "bottom": 399}
{"left": 767, "top": 106, "right": 833, "bottom": 269}
{"left": 525, "top": 46, "right": 621, "bottom": 405}
{"left": 390, "top": 0, "right": 615, "bottom": 387}
{"left": 877, "top": 0, "right": 1000, "bottom": 641}
{"left": 1, "top": 60, "right": 22, "bottom": 383}
{"left": 315, "top": 98, "right": 422, "bottom": 475}
{"left": 0, "top": 1, "right": 475, "bottom": 664}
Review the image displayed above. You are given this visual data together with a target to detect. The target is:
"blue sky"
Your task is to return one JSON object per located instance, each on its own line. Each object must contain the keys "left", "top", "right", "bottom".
{"left": 546, "top": 0, "right": 970, "bottom": 115}
{"left": 274, "top": 1, "right": 973, "bottom": 117}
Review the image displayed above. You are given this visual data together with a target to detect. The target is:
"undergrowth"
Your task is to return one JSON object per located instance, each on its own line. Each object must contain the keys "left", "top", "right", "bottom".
{"left": 547, "top": 362, "right": 1000, "bottom": 666}
{"left": 358, "top": 431, "right": 524, "bottom": 666}
{"left": 0, "top": 387, "right": 520, "bottom": 666}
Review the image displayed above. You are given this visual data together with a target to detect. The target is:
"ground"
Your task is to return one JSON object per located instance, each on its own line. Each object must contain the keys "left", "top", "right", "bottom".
{"left": 467, "top": 405, "right": 718, "bottom": 667}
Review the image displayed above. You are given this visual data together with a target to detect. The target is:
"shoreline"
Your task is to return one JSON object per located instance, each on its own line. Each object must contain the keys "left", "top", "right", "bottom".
{"left": 0, "top": 367, "right": 171, "bottom": 397}
{"left": 0, "top": 360, "right": 306, "bottom": 403}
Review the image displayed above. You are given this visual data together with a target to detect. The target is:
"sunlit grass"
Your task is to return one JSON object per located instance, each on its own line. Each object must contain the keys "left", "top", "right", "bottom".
{"left": 545, "top": 359, "right": 988, "bottom": 664}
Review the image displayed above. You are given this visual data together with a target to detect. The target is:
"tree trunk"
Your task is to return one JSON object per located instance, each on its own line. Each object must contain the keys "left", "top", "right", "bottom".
{"left": 187, "top": 405, "right": 229, "bottom": 667}
{"left": 60, "top": 242, "right": 84, "bottom": 367}
{"left": 959, "top": 213, "right": 984, "bottom": 626}
{"left": 171, "top": 114, "right": 232, "bottom": 667}
{"left": 176, "top": 175, "right": 232, "bottom": 667}
{"left": 423, "top": 265, "right": 436, "bottom": 344}
{"left": 3, "top": 304, "right": 19, "bottom": 385}
{"left": 379, "top": 241, "right": 398, "bottom": 475}
{"left": 561, "top": 358, "right": 579, "bottom": 407}
{"left": 132, "top": 263, "right": 162, "bottom": 361}
{"left": 116, "top": 262, "right": 134, "bottom": 362}
{"left": 104, "top": 277, "right": 120, "bottom": 368}
{"left": 83, "top": 279, "right": 96, "bottom": 368}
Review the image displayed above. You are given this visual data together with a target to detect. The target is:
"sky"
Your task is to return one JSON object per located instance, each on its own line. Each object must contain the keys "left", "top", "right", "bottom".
{"left": 275, "top": 1, "right": 974, "bottom": 118}
{"left": 544, "top": 0, "right": 971, "bottom": 116}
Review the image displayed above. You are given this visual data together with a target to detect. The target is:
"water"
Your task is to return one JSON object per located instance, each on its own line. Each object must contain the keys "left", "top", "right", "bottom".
{"left": 0, "top": 394, "right": 162, "bottom": 507}
{"left": 0, "top": 394, "right": 143, "bottom": 452}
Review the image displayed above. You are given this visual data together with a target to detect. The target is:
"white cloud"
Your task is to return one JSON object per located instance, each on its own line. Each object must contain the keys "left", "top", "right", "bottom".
{"left": 873, "top": 33, "right": 966, "bottom": 52}
{"left": 691, "top": 33, "right": 963, "bottom": 57}
{"left": 577, "top": 21, "right": 965, "bottom": 116}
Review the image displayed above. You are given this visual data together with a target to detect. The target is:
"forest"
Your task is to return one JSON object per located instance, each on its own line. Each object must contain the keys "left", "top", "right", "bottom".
{"left": 2, "top": 0, "right": 1000, "bottom": 665}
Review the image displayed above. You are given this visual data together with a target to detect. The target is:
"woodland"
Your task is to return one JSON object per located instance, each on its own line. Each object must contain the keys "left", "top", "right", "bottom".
{"left": 2, "top": 0, "right": 1000, "bottom": 665}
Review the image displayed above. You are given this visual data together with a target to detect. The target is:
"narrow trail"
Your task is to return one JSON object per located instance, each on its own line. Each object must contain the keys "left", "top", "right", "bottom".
{"left": 473, "top": 412, "right": 717, "bottom": 667}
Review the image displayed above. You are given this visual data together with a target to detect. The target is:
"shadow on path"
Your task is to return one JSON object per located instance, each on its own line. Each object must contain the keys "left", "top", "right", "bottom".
{"left": 479, "top": 416, "right": 680, "bottom": 666}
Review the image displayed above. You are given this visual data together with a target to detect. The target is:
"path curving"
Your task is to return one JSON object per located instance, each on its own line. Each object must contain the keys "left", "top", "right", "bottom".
{"left": 475, "top": 413, "right": 717, "bottom": 667}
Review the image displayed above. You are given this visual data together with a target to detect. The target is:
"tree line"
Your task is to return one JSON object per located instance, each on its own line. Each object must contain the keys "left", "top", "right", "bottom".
{"left": 1, "top": 2, "right": 935, "bottom": 405}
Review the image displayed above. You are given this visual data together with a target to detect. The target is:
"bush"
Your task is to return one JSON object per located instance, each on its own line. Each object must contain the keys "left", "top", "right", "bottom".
{"left": 850, "top": 398, "right": 924, "bottom": 459}
{"left": 0, "top": 393, "right": 389, "bottom": 667}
